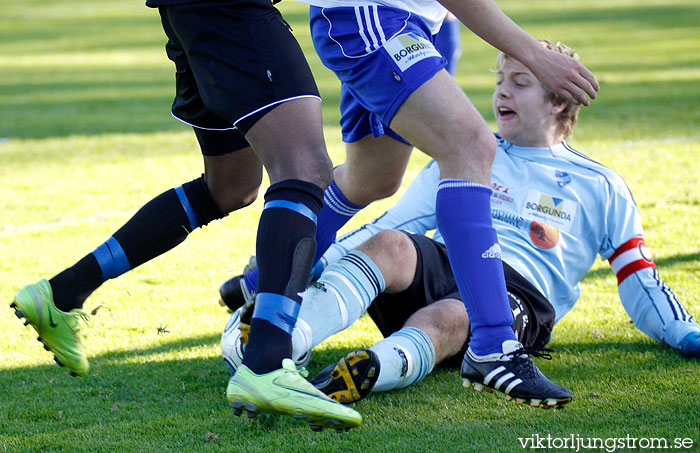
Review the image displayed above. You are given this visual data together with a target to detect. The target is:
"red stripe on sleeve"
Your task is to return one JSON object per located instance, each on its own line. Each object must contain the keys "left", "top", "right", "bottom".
{"left": 608, "top": 237, "right": 645, "bottom": 263}
{"left": 616, "top": 260, "right": 656, "bottom": 285}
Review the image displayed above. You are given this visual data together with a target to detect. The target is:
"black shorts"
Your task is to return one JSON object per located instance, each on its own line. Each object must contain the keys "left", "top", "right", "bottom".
{"left": 157, "top": 0, "right": 320, "bottom": 155}
{"left": 367, "top": 233, "right": 556, "bottom": 369}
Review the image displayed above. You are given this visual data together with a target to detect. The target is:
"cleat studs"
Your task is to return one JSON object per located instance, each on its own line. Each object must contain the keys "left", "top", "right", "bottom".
{"left": 10, "top": 302, "right": 16, "bottom": 309}
{"left": 70, "top": 371, "right": 78, "bottom": 377}
{"left": 14, "top": 309, "right": 25, "bottom": 319}
{"left": 43, "top": 345, "right": 50, "bottom": 351}
{"left": 545, "top": 398, "right": 558, "bottom": 407}
{"left": 54, "top": 357, "right": 64, "bottom": 367}
{"left": 529, "top": 399, "right": 542, "bottom": 407}
{"left": 515, "top": 398, "right": 526, "bottom": 405}
{"left": 505, "top": 395, "right": 513, "bottom": 401}
{"left": 23, "top": 320, "right": 30, "bottom": 326}
{"left": 473, "top": 383, "right": 485, "bottom": 392}
{"left": 310, "top": 425, "right": 323, "bottom": 432}
{"left": 484, "top": 387, "right": 494, "bottom": 394}
{"left": 245, "top": 410, "right": 257, "bottom": 419}
{"left": 462, "top": 378, "right": 473, "bottom": 389}
{"left": 232, "top": 407, "right": 242, "bottom": 416}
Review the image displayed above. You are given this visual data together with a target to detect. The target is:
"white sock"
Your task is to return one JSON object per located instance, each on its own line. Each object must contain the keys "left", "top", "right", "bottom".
{"left": 370, "top": 327, "right": 436, "bottom": 392}
{"left": 291, "top": 250, "right": 385, "bottom": 359}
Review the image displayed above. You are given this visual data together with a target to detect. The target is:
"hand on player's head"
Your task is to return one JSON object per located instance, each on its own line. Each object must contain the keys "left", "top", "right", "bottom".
{"left": 531, "top": 49, "right": 599, "bottom": 106}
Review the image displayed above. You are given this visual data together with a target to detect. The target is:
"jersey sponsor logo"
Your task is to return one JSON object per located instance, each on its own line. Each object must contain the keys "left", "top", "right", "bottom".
{"left": 522, "top": 190, "right": 577, "bottom": 232}
{"left": 529, "top": 221, "right": 560, "bottom": 249}
{"left": 491, "top": 183, "right": 514, "bottom": 205}
{"left": 555, "top": 170, "right": 572, "bottom": 188}
{"left": 383, "top": 33, "right": 441, "bottom": 72}
{"left": 492, "top": 210, "right": 527, "bottom": 230}
{"left": 481, "top": 243, "right": 502, "bottom": 259}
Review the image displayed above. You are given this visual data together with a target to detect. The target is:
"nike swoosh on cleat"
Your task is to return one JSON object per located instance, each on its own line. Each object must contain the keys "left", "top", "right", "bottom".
{"left": 30, "top": 286, "right": 58, "bottom": 328}
{"left": 48, "top": 307, "right": 58, "bottom": 328}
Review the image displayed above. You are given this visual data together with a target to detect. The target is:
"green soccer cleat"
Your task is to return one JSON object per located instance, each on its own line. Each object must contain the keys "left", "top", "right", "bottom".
{"left": 226, "top": 359, "right": 362, "bottom": 432}
{"left": 10, "top": 280, "right": 90, "bottom": 377}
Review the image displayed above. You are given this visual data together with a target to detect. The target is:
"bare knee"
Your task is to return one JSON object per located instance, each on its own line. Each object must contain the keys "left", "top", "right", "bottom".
{"left": 437, "top": 126, "right": 496, "bottom": 182}
{"left": 206, "top": 176, "right": 261, "bottom": 214}
{"left": 357, "top": 230, "right": 416, "bottom": 292}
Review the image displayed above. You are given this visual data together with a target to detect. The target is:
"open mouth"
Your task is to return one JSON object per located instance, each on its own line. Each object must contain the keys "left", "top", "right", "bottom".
{"left": 497, "top": 106, "right": 516, "bottom": 120}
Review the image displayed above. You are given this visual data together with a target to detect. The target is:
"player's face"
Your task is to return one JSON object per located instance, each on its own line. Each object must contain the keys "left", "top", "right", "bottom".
{"left": 492, "top": 58, "right": 561, "bottom": 148}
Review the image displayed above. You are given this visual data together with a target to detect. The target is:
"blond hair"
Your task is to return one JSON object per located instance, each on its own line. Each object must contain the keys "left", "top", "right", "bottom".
{"left": 496, "top": 40, "right": 581, "bottom": 138}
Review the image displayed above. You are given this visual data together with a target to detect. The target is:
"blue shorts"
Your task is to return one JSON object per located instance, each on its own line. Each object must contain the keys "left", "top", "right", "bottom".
{"left": 310, "top": 6, "right": 447, "bottom": 144}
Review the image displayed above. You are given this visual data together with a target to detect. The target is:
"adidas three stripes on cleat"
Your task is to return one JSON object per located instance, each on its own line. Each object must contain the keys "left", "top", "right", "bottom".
{"left": 460, "top": 340, "right": 572, "bottom": 409}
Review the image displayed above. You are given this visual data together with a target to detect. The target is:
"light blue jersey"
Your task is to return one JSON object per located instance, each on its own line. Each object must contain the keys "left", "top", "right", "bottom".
{"left": 324, "top": 135, "right": 699, "bottom": 349}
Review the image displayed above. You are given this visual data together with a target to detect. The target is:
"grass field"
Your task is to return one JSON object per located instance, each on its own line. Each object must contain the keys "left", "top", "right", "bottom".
{"left": 1, "top": 0, "right": 699, "bottom": 451}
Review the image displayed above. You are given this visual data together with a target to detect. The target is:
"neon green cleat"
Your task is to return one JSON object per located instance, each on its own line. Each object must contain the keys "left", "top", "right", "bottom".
{"left": 226, "top": 359, "right": 362, "bottom": 432}
{"left": 10, "top": 280, "right": 90, "bottom": 377}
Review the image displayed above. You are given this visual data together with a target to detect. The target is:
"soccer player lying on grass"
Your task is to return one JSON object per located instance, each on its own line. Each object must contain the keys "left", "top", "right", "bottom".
{"left": 220, "top": 41, "right": 700, "bottom": 409}
{"left": 226, "top": 0, "right": 600, "bottom": 409}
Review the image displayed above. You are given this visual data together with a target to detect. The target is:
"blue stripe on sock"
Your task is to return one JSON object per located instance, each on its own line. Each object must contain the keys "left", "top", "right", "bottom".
{"left": 175, "top": 185, "right": 199, "bottom": 230}
{"left": 264, "top": 200, "right": 318, "bottom": 224}
{"left": 93, "top": 237, "right": 131, "bottom": 281}
{"left": 252, "top": 293, "right": 301, "bottom": 335}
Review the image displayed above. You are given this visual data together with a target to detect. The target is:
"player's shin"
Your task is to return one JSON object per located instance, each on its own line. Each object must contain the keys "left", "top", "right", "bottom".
{"left": 435, "top": 180, "right": 516, "bottom": 355}
{"left": 370, "top": 327, "right": 436, "bottom": 391}
{"left": 242, "top": 179, "right": 365, "bottom": 293}
{"left": 241, "top": 180, "right": 323, "bottom": 374}
{"left": 292, "top": 250, "right": 386, "bottom": 356}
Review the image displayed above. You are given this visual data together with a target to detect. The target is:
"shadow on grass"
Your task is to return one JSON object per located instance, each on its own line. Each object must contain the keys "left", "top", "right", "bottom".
{"left": 0, "top": 335, "right": 697, "bottom": 449}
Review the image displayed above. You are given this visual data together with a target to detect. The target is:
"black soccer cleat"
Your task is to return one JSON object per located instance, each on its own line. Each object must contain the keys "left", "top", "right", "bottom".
{"left": 460, "top": 340, "right": 572, "bottom": 409}
{"left": 218, "top": 275, "right": 255, "bottom": 313}
{"left": 311, "top": 349, "right": 380, "bottom": 404}
{"left": 218, "top": 256, "right": 257, "bottom": 313}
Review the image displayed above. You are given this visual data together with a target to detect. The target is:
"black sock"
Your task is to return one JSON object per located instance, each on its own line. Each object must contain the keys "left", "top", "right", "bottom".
{"left": 242, "top": 179, "right": 323, "bottom": 374}
{"left": 50, "top": 177, "right": 225, "bottom": 311}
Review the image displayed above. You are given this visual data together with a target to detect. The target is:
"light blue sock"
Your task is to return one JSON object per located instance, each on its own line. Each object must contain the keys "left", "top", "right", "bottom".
{"left": 370, "top": 327, "right": 436, "bottom": 392}
{"left": 291, "top": 250, "right": 385, "bottom": 356}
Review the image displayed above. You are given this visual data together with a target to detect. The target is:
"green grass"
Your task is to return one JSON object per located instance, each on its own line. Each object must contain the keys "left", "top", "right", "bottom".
{"left": 1, "top": 0, "right": 699, "bottom": 451}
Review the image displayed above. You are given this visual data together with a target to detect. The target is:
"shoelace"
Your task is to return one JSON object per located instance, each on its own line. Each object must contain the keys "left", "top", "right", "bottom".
{"left": 505, "top": 347, "right": 555, "bottom": 361}
{"left": 70, "top": 309, "right": 91, "bottom": 328}
{"left": 503, "top": 347, "right": 555, "bottom": 379}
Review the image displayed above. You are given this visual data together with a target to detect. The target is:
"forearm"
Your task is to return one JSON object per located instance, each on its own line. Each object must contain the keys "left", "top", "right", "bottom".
{"left": 618, "top": 268, "right": 699, "bottom": 349}
{"left": 436, "top": 0, "right": 541, "bottom": 67}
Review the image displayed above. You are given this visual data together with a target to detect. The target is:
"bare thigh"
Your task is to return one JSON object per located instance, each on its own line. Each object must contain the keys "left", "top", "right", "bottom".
{"left": 389, "top": 69, "right": 496, "bottom": 185}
